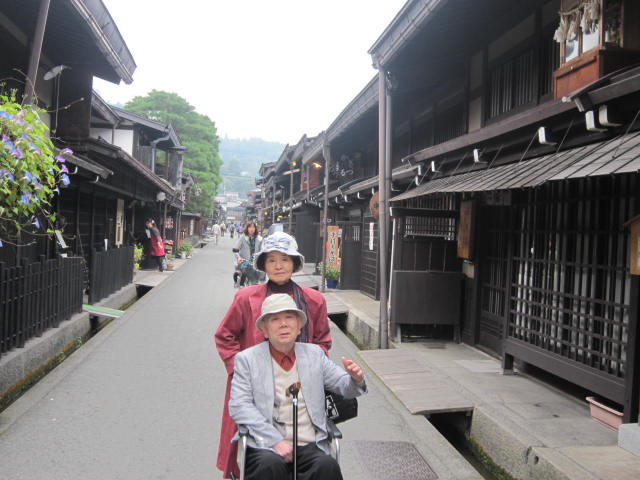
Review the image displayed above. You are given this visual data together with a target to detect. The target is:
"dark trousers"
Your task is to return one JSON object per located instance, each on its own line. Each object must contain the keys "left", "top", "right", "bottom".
{"left": 245, "top": 444, "right": 342, "bottom": 480}
{"left": 151, "top": 255, "right": 164, "bottom": 272}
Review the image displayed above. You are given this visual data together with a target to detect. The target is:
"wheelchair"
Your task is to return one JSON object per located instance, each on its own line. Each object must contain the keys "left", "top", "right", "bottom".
{"left": 233, "top": 418, "right": 343, "bottom": 480}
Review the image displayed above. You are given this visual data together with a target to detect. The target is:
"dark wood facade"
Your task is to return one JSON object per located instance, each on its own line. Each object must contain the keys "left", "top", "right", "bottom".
{"left": 372, "top": 0, "right": 640, "bottom": 421}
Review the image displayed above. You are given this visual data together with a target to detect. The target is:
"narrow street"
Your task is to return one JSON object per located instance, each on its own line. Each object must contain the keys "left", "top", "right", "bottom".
{"left": 0, "top": 237, "right": 472, "bottom": 480}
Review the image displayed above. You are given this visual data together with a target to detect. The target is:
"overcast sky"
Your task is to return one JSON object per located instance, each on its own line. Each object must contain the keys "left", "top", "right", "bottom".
{"left": 93, "top": 0, "right": 407, "bottom": 145}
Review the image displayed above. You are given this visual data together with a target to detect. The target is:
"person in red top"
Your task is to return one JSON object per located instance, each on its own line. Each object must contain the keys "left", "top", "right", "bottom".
{"left": 145, "top": 219, "right": 165, "bottom": 272}
{"left": 215, "top": 232, "right": 332, "bottom": 479}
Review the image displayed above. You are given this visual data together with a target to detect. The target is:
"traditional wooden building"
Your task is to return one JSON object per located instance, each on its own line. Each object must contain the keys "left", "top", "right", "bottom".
{"left": 0, "top": 0, "right": 145, "bottom": 357}
{"left": 363, "top": 0, "right": 640, "bottom": 422}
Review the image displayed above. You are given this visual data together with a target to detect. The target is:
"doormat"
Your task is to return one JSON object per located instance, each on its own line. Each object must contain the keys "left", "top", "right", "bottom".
{"left": 352, "top": 440, "right": 438, "bottom": 479}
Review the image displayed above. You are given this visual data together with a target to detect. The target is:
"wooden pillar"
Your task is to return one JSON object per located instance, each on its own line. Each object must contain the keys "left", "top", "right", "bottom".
{"left": 24, "top": 0, "right": 50, "bottom": 104}
{"left": 89, "top": 189, "right": 96, "bottom": 254}
{"left": 624, "top": 275, "right": 640, "bottom": 423}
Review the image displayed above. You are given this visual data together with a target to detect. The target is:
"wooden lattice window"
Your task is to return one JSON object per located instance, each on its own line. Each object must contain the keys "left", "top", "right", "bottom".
{"left": 508, "top": 175, "right": 635, "bottom": 379}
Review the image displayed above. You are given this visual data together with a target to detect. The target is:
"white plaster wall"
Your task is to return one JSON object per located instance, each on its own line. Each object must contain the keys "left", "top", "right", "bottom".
{"left": 89, "top": 128, "right": 134, "bottom": 155}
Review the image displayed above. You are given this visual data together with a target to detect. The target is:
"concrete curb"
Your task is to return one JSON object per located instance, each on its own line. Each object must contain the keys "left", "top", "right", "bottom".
{"left": 470, "top": 406, "right": 598, "bottom": 480}
{"left": 0, "top": 283, "right": 138, "bottom": 408}
{"left": 342, "top": 305, "right": 379, "bottom": 349}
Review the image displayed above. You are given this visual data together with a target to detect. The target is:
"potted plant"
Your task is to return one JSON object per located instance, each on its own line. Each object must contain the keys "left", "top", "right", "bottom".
{"left": 176, "top": 242, "right": 193, "bottom": 259}
{"left": 324, "top": 263, "right": 340, "bottom": 289}
{"left": 133, "top": 243, "right": 143, "bottom": 271}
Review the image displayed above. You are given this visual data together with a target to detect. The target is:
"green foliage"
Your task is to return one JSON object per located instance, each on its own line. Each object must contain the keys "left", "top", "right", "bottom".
{"left": 133, "top": 243, "right": 144, "bottom": 270}
{"left": 123, "top": 90, "right": 221, "bottom": 215}
{"left": 0, "top": 93, "right": 71, "bottom": 245}
{"left": 176, "top": 242, "right": 193, "bottom": 256}
{"left": 319, "top": 262, "right": 341, "bottom": 280}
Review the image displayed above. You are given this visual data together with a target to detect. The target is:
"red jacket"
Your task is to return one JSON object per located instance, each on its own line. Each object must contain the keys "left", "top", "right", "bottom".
{"left": 149, "top": 228, "right": 165, "bottom": 257}
{"left": 214, "top": 283, "right": 332, "bottom": 478}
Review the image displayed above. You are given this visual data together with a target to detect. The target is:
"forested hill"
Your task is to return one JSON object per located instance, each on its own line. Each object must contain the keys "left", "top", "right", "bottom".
{"left": 219, "top": 138, "right": 285, "bottom": 197}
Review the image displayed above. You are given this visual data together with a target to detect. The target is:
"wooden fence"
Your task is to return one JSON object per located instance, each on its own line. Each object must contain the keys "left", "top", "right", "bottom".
{"left": 0, "top": 256, "right": 83, "bottom": 358}
{"left": 89, "top": 246, "right": 134, "bottom": 304}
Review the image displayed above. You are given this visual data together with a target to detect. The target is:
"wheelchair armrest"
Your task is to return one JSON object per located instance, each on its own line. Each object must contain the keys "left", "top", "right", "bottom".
{"left": 326, "top": 419, "right": 343, "bottom": 439}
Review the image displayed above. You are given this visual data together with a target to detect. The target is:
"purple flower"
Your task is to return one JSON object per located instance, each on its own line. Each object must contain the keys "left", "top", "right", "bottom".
{"left": 60, "top": 174, "right": 70, "bottom": 186}
{"left": 29, "top": 142, "right": 41, "bottom": 154}
{"left": 20, "top": 193, "right": 31, "bottom": 205}
{"left": 0, "top": 169, "right": 15, "bottom": 181}
{"left": 60, "top": 164, "right": 69, "bottom": 173}
{"left": 2, "top": 135, "right": 14, "bottom": 151}
{"left": 34, "top": 181, "right": 42, "bottom": 190}
{"left": 55, "top": 155, "right": 66, "bottom": 163}
{"left": 54, "top": 186, "right": 60, "bottom": 194}
{"left": 0, "top": 239, "right": 3, "bottom": 247}
{"left": 0, "top": 110, "right": 12, "bottom": 119}
{"left": 24, "top": 171, "right": 34, "bottom": 182}
{"left": 61, "top": 148, "right": 73, "bottom": 155}
{"left": 33, "top": 218, "right": 40, "bottom": 229}
{"left": 13, "top": 146, "right": 23, "bottom": 159}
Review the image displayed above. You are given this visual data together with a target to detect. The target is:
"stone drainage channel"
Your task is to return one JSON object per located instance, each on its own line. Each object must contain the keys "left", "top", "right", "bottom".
{"left": 428, "top": 411, "right": 499, "bottom": 480}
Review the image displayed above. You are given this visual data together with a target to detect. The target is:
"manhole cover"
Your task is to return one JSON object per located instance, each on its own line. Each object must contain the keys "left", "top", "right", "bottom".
{"left": 352, "top": 441, "right": 438, "bottom": 479}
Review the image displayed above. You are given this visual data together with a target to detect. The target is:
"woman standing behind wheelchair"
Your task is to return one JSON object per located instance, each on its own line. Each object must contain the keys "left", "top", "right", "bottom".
{"left": 215, "top": 231, "right": 332, "bottom": 479}
{"left": 232, "top": 221, "right": 262, "bottom": 287}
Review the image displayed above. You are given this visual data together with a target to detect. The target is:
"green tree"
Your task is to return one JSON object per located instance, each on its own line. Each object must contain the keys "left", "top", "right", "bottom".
{"left": 123, "top": 90, "right": 221, "bottom": 215}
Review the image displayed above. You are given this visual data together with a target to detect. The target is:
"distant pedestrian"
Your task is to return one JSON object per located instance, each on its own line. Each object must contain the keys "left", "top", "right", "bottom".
{"left": 229, "top": 224, "right": 235, "bottom": 239}
{"left": 145, "top": 219, "right": 165, "bottom": 272}
{"left": 220, "top": 223, "right": 226, "bottom": 237}
{"left": 232, "top": 221, "right": 262, "bottom": 287}
{"left": 212, "top": 223, "right": 221, "bottom": 245}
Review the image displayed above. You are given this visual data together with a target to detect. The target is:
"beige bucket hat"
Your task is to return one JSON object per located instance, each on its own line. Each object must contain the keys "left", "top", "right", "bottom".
{"left": 255, "top": 294, "right": 307, "bottom": 330}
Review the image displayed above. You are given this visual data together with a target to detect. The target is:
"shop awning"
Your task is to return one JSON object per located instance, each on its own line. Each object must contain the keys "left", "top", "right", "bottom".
{"left": 391, "top": 131, "right": 640, "bottom": 202}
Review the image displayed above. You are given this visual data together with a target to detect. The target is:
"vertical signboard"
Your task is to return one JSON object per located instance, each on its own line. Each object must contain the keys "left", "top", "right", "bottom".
{"left": 327, "top": 225, "right": 341, "bottom": 268}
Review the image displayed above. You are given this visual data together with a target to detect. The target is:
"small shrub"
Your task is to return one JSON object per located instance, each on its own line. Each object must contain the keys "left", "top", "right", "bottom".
{"left": 176, "top": 242, "right": 193, "bottom": 257}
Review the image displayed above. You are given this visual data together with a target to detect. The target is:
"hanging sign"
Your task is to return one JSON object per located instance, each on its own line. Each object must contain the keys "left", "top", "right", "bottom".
{"left": 327, "top": 225, "right": 341, "bottom": 268}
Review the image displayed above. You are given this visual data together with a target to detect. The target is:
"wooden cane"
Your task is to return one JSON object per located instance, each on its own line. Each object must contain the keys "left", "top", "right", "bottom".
{"left": 287, "top": 382, "right": 301, "bottom": 480}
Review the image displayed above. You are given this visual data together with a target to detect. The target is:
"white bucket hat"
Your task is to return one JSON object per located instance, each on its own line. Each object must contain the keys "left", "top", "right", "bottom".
{"left": 253, "top": 231, "right": 305, "bottom": 273}
{"left": 255, "top": 294, "right": 307, "bottom": 330}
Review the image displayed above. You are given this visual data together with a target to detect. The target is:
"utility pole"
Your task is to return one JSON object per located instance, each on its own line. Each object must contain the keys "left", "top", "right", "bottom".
{"left": 376, "top": 68, "right": 390, "bottom": 349}
{"left": 321, "top": 137, "right": 331, "bottom": 293}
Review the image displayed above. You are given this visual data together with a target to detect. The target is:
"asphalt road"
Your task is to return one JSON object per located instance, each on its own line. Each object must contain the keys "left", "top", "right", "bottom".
{"left": 0, "top": 236, "right": 473, "bottom": 480}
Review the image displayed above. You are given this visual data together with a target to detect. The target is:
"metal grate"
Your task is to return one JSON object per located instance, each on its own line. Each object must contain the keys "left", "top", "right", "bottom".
{"left": 352, "top": 441, "right": 438, "bottom": 480}
{"left": 509, "top": 176, "right": 634, "bottom": 378}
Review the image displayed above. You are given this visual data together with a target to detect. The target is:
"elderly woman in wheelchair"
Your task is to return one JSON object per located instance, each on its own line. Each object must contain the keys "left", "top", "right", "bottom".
{"left": 229, "top": 294, "right": 366, "bottom": 480}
